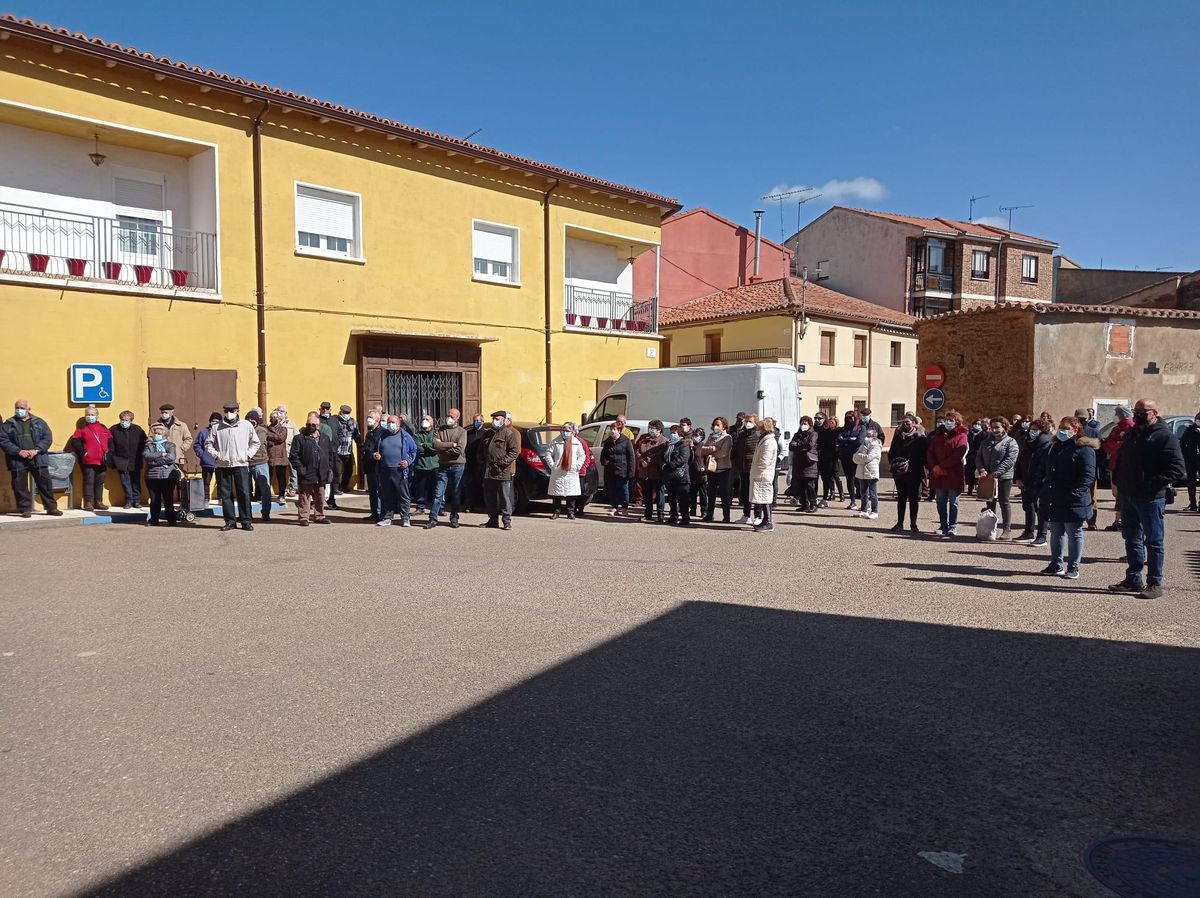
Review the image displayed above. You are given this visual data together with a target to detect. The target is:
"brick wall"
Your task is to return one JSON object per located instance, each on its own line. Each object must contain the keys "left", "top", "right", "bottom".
{"left": 955, "top": 241, "right": 997, "bottom": 307}
{"left": 914, "top": 308, "right": 1037, "bottom": 427}
{"left": 1000, "top": 246, "right": 1054, "bottom": 302}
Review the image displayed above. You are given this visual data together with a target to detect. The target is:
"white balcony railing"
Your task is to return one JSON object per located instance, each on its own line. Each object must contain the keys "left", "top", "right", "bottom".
{"left": 564, "top": 284, "right": 657, "bottom": 333}
{"left": 0, "top": 203, "right": 218, "bottom": 292}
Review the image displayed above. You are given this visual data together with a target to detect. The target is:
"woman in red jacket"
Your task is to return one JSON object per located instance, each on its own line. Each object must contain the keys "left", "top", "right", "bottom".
{"left": 1100, "top": 405, "right": 1134, "bottom": 531}
{"left": 926, "top": 408, "right": 969, "bottom": 538}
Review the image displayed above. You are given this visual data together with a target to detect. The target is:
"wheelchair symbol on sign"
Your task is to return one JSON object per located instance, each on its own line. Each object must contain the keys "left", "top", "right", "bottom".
{"left": 97, "top": 388, "right": 111, "bottom": 400}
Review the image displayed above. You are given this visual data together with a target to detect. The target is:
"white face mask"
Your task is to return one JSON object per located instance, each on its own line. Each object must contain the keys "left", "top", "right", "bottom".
{"left": 610, "top": 428, "right": 620, "bottom": 437}
{"left": 492, "top": 418, "right": 505, "bottom": 429}
{"left": 446, "top": 417, "right": 456, "bottom": 427}
{"left": 421, "top": 420, "right": 433, "bottom": 431}
{"left": 743, "top": 421, "right": 754, "bottom": 430}
{"left": 225, "top": 411, "right": 238, "bottom": 421}
{"left": 366, "top": 417, "right": 376, "bottom": 427}
{"left": 85, "top": 415, "right": 97, "bottom": 424}
{"left": 161, "top": 413, "right": 172, "bottom": 422}
{"left": 800, "top": 424, "right": 810, "bottom": 432}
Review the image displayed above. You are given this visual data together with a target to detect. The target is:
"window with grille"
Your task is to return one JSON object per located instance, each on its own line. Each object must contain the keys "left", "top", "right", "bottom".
{"left": 473, "top": 220, "right": 519, "bottom": 284}
{"left": 385, "top": 371, "right": 463, "bottom": 423}
{"left": 295, "top": 183, "right": 361, "bottom": 260}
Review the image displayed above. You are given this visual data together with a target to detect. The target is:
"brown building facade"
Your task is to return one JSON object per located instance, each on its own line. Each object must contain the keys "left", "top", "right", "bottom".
{"left": 914, "top": 304, "right": 1200, "bottom": 426}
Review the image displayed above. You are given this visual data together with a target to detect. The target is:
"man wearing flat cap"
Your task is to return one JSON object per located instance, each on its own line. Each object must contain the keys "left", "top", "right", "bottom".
{"left": 481, "top": 410, "right": 519, "bottom": 530}
{"left": 333, "top": 403, "right": 361, "bottom": 497}
{"left": 204, "top": 400, "right": 261, "bottom": 531}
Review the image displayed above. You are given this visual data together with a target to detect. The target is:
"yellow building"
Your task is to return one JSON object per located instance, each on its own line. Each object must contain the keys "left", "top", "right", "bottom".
{"left": 0, "top": 17, "right": 676, "bottom": 508}
{"left": 659, "top": 277, "right": 918, "bottom": 434}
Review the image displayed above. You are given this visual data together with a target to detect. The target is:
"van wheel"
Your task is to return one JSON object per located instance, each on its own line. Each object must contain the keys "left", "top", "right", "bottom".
{"left": 514, "top": 480, "right": 530, "bottom": 515}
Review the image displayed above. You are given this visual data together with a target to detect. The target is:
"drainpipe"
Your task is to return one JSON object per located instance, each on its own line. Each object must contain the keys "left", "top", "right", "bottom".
{"left": 251, "top": 101, "right": 269, "bottom": 410}
{"left": 993, "top": 236, "right": 1004, "bottom": 306}
{"left": 752, "top": 210, "right": 765, "bottom": 279}
{"left": 543, "top": 179, "right": 560, "bottom": 424}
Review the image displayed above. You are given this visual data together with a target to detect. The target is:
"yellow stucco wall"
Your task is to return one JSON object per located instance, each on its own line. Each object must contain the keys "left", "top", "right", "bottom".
{"left": 663, "top": 315, "right": 794, "bottom": 362}
{"left": 0, "top": 38, "right": 665, "bottom": 508}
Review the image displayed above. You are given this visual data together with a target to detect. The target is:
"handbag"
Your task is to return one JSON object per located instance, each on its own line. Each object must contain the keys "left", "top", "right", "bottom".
{"left": 891, "top": 457, "right": 910, "bottom": 476}
{"left": 705, "top": 453, "right": 717, "bottom": 474}
{"left": 976, "top": 472, "right": 996, "bottom": 502}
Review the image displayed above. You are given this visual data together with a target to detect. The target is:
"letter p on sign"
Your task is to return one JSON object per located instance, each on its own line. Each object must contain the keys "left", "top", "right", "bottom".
{"left": 70, "top": 363, "right": 114, "bottom": 404}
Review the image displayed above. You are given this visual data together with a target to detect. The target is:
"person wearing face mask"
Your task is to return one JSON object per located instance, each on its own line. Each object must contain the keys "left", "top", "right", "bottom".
{"left": 852, "top": 427, "right": 883, "bottom": 520}
{"left": 975, "top": 416, "right": 1020, "bottom": 540}
{"left": 109, "top": 410, "right": 147, "bottom": 509}
{"left": 660, "top": 424, "right": 693, "bottom": 526}
{"left": 375, "top": 414, "right": 419, "bottom": 527}
{"left": 359, "top": 408, "right": 386, "bottom": 522}
{"left": 158, "top": 403, "right": 194, "bottom": 508}
{"left": 1013, "top": 419, "right": 1053, "bottom": 546}
{"left": 836, "top": 411, "right": 866, "bottom": 509}
{"left": 678, "top": 418, "right": 693, "bottom": 438}
{"left": 732, "top": 413, "right": 763, "bottom": 524}
{"left": 266, "top": 410, "right": 291, "bottom": 503}
{"left": 858, "top": 408, "right": 885, "bottom": 442}
{"left": 887, "top": 413, "right": 927, "bottom": 532}
{"left": 0, "top": 399, "right": 62, "bottom": 517}
{"left": 411, "top": 414, "right": 440, "bottom": 517}
{"left": 481, "top": 410, "right": 520, "bottom": 530}
{"left": 428, "top": 408, "right": 468, "bottom": 528}
{"left": 332, "top": 405, "right": 361, "bottom": 496}
{"left": 815, "top": 414, "right": 842, "bottom": 506}
{"left": 789, "top": 416, "right": 819, "bottom": 513}
{"left": 600, "top": 420, "right": 636, "bottom": 516}
{"left": 245, "top": 410, "right": 273, "bottom": 523}
{"left": 290, "top": 411, "right": 334, "bottom": 526}
{"left": 635, "top": 419, "right": 669, "bottom": 524}
{"left": 194, "top": 412, "right": 222, "bottom": 502}
{"left": 67, "top": 405, "right": 112, "bottom": 512}
{"left": 1180, "top": 411, "right": 1200, "bottom": 511}
{"left": 926, "top": 410, "right": 969, "bottom": 538}
{"left": 965, "top": 420, "right": 986, "bottom": 496}
{"left": 700, "top": 416, "right": 733, "bottom": 523}
{"left": 464, "top": 412, "right": 488, "bottom": 512}
{"left": 142, "top": 422, "right": 179, "bottom": 526}
{"left": 1100, "top": 406, "right": 1134, "bottom": 531}
{"left": 1039, "top": 417, "right": 1098, "bottom": 580}
{"left": 204, "top": 401, "right": 262, "bottom": 532}
{"left": 273, "top": 405, "right": 298, "bottom": 497}
{"left": 687, "top": 426, "right": 708, "bottom": 518}
{"left": 748, "top": 417, "right": 780, "bottom": 532}
{"left": 1109, "top": 399, "right": 1186, "bottom": 600}
{"left": 545, "top": 421, "right": 587, "bottom": 521}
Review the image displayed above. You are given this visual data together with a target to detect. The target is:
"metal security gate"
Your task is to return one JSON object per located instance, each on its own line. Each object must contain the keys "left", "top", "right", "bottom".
{"left": 385, "top": 371, "right": 462, "bottom": 423}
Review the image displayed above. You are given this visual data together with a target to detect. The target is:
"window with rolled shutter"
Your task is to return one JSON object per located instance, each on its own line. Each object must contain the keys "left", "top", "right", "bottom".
{"left": 472, "top": 221, "right": 519, "bottom": 283}
{"left": 295, "top": 184, "right": 360, "bottom": 258}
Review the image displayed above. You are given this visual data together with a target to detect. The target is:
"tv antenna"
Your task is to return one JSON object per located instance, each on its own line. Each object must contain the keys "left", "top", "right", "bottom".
{"left": 762, "top": 186, "right": 816, "bottom": 241}
{"left": 969, "top": 194, "right": 990, "bottom": 222}
{"left": 463, "top": 128, "right": 483, "bottom": 141}
{"left": 998, "top": 203, "right": 1034, "bottom": 231}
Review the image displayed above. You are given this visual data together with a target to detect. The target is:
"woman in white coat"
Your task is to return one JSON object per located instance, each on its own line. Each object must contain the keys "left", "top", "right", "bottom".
{"left": 749, "top": 416, "right": 781, "bottom": 532}
{"left": 546, "top": 421, "right": 586, "bottom": 520}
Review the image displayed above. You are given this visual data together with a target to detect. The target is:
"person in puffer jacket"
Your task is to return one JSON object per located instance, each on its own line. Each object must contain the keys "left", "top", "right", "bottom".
{"left": 143, "top": 422, "right": 179, "bottom": 526}
{"left": 975, "top": 416, "right": 1021, "bottom": 539}
{"left": 853, "top": 432, "right": 882, "bottom": 519}
{"left": 204, "top": 401, "right": 262, "bottom": 532}
{"left": 1038, "top": 417, "right": 1098, "bottom": 580}
{"left": 926, "top": 409, "right": 969, "bottom": 538}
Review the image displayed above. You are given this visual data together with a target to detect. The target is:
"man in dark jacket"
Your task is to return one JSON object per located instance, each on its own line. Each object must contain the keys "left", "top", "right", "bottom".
{"left": 600, "top": 422, "right": 636, "bottom": 515}
{"left": 464, "top": 413, "right": 488, "bottom": 511}
{"left": 482, "top": 410, "right": 520, "bottom": 530}
{"left": 110, "top": 410, "right": 148, "bottom": 509}
{"left": 661, "top": 425, "right": 692, "bottom": 526}
{"left": 1014, "top": 421, "right": 1052, "bottom": 544}
{"left": 0, "top": 400, "right": 62, "bottom": 517}
{"left": 289, "top": 411, "right": 333, "bottom": 526}
{"left": 732, "top": 414, "right": 763, "bottom": 523}
{"left": 359, "top": 407, "right": 385, "bottom": 522}
{"left": 1109, "top": 399, "right": 1186, "bottom": 600}
{"left": 1181, "top": 411, "right": 1200, "bottom": 511}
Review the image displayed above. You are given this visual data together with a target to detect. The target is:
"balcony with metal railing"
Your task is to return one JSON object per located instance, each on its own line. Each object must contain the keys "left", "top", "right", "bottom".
{"left": 0, "top": 203, "right": 218, "bottom": 293}
{"left": 676, "top": 346, "right": 792, "bottom": 366}
{"left": 563, "top": 284, "right": 658, "bottom": 334}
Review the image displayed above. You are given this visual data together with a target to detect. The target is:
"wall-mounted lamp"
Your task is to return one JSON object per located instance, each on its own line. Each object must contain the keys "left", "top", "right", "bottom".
{"left": 88, "top": 133, "right": 106, "bottom": 167}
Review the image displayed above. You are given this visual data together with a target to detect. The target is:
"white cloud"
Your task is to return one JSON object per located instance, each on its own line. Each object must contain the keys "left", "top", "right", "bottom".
{"left": 972, "top": 215, "right": 1008, "bottom": 228}
{"left": 764, "top": 177, "right": 888, "bottom": 204}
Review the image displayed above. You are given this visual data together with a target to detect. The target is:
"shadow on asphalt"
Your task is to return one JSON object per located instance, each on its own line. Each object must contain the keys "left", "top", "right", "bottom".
{"left": 75, "top": 602, "right": 1200, "bottom": 897}
{"left": 905, "top": 574, "right": 1119, "bottom": 595}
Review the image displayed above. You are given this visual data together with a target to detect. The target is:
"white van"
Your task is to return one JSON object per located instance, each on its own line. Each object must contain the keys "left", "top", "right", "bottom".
{"left": 586, "top": 363, "right": 802, "bottom": 441}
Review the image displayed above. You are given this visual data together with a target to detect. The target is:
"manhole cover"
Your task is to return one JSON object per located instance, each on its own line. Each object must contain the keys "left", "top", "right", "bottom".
{"left": 1083, "top": 836, "right": 1200, "bottom": 898}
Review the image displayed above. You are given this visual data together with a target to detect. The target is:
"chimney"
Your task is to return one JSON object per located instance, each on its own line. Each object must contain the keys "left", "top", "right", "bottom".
{"left": 752, "top": 210, "right": 765, "bottom": 282}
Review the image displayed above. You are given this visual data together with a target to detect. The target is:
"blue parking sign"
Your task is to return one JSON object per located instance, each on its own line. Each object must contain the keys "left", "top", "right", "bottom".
{"left": 70, "top": 364, "right": 114, "bottom": 404}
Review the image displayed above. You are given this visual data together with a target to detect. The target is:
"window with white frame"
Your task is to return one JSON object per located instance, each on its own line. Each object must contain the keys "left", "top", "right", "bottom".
{"left": 472, "top": 220, "right": 519, "bottom": 284}
{"left": 1021, "top": 254, "right": 1039, "bottom": 283}
{"left": 971, "top": 249, "right": 990, "bottom": 279}
{"left": 295, "top": 184, "right": 361, "bottom": 259}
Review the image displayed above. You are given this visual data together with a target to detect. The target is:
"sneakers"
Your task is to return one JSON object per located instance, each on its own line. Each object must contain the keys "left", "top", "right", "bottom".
{"left": 1140, "top": 584, "right": 1164, "bottom": 600}
{"left": 855, "top": 511, "right": 867, "bottom": 518}
{"left": 1063, "top": 567, "right": 1080, "bottom": 580}
{"left": 1108, "top": 578, "right": 1144, "bottom": 593}
{"left": 401, "top": 520, "right": 411, "bottom": 527}
{"left": 1104, "top": 521, "right": 1122, "bottom": 532}
{"left": 1031, "top": 536, "right": 1047, "bottom": 547}
{"left": 424, "top": 520, "right": 438, "bottom": 530}
{"left": 735, "top": 514, "right": 752, "bottom": 525}
{"left": 1012, "top": 532, "right": 1035, "bottom": 542}
{"left": 866, "top": 512, "right": 878, "bottom": 520}
{"left": 377, "top": 518, "right": 393, "bottom": 527}
{"left": 1040, "top": 563, "right": 1065, "bottom": 576}
{"left": 752, "top": 523, "right": 774, "bottom": 532}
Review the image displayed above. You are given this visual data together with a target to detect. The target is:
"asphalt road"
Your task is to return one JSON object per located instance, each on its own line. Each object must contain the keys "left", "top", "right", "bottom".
{"left": 2, "top": 492, "right": 1198, "bottom": 897}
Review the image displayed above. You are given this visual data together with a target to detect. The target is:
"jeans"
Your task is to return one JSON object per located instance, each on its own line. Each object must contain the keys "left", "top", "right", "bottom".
{"left": 10, "top": 466, "right": 57, "bottom": 513}
{"left": 935, "top": 489, "right": 961, "bottom": 533}
{"left": 608, "top": 473, "right": 630, "bottom": 509}
{"left": 364, "top": 461, "right": 383, "bottom": 518}
{"left": 484, "top": 478, "right": 513, "bottom": 525}
{"left": 82, "top": 464, "right": 106, "bottom": 505}
{"left": 857, "top": 478, "right": 878, "bottom": 513}
{"left": 986, "top": 478, "right": 1013, "bottom": 529}
{"left": 119, "top": 469, "right": 142, "bottom": 505}
{"left": 1121, "top": 496, "right": 1167, "bottom": 585}
{"left": 1048, "top": 520, "right": 1084, "bottom": 569}
{"left": 251, "top": 462, "right": 272, "bottom": 519}
{"left": 432, "top": 465, "right": 464, "bottom": 523}
{"left": 705, "top": 469, "right": 731, "bottom": 521}
{"left": 381, "top": 467, "right": 412, "bottom": 523}
{"left": 216, "top": 467, "right": 252, "bottom": 524}
{"left": 896, "top": 476, "right": 921, "bottom": 525}
{"left": 641, "top": 478, "right": 666, "bottom": 519}
{"left": 147, "top": 478, "right": 177, "bottom": 524}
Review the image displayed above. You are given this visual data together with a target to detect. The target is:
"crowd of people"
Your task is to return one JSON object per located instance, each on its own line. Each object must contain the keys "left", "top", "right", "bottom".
{"left": 2, "top": 395, "right": 1195, "bottom": 598}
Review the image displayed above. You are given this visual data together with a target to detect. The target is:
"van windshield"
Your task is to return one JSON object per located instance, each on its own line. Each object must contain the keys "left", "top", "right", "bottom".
{"left": 591, "top": 394, "right": 627, "bottom": 422}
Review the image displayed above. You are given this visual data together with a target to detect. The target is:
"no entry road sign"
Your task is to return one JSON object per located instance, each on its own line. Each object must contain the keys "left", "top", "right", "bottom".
{"left": 924, "top": 365, "right": 946, "bottom": 389}
{"left": 922, "top": 388, "right": 946, "bottom": 411}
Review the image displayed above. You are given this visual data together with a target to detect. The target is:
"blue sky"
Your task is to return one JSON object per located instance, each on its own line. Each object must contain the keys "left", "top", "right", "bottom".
{"left": 13, "top": 0, "right": 1198, "bottom": 270}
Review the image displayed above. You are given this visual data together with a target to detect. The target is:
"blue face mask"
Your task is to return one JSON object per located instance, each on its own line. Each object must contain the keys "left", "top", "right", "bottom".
{"left": 1056, "top": 429, "right": 1072, "bottom": 442}
{"left": 387, "top": 423, "right": 400, "bottom": 433}
{"left": 668, "top": 433, "right": 680, "bottom": 443}
{"left": 153, "top": 435, "right": 165, "bottom": 444}
{"left": 120, "top": 420, "right": 131, "bottom": 429}
{"left": 15, "top": 408, "right": 28, "bottom": 419}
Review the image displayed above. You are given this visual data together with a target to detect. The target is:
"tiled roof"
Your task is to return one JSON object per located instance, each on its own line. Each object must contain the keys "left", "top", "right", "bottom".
{"left": 0, "top": 16, "right": 680, "bottom": 211}
{"left": 914, "top": 301, "right": 1200, "bottom": 326}
{"left": 659, "top": 277, "right": 916, "bottom": 330}
{"left": 842, "top": 207, "right": 1057, "bottom": 247}
{"left": 663, "top": 208, "right": 793, "bottom": 255}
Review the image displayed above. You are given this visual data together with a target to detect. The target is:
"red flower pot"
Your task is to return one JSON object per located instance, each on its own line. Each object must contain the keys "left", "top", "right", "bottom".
{"left": 635, "top": 321, "right": 648, "bottom": 332}
{"left": 102, "top": 261, "right": 122, "bottom": 280}
{"left": 134, "top": 265, "right": 154, "bottom": 285}
{"left": 170, "top": 269, "right": 188, "bottom": 287}
{"left": 67, "top": 258, "right": 88, "bottom": 277}
{"left": 579, "top": 315, "right": 592, "bottom": 328}
{"left": 28, "top": 253, "right": 50, "bottom": 273}
{"left": 0, "top": 249, "right": 6, "bottom": 267}
{"left": 565, "top": 313, "right": 578, "bottom": 326}
{"left": 596, "top": 317, "right": 608, "bottom": 329}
